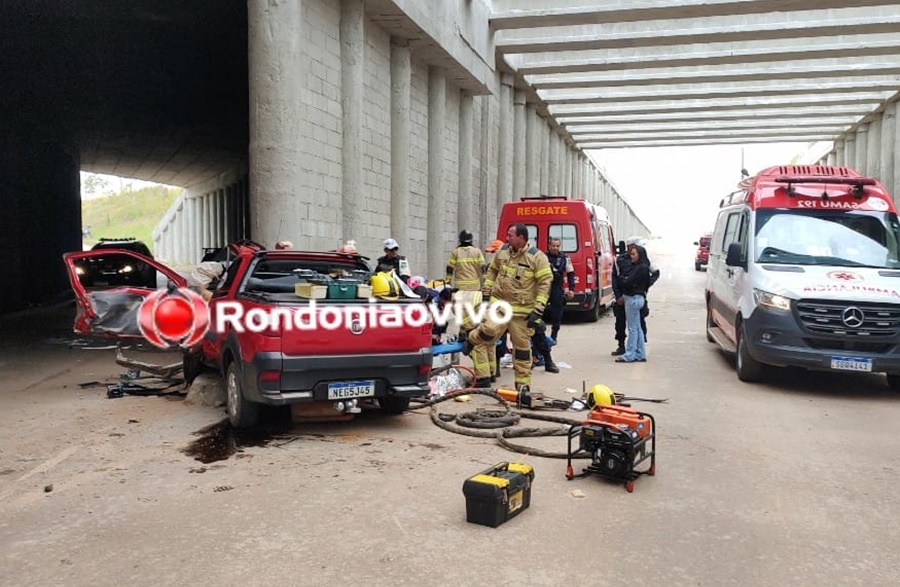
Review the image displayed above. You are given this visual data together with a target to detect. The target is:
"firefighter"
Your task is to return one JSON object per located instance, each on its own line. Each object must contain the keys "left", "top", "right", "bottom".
{"left": 463, "top": 223, "right": 552, "bottom": 391}
{"left": 445, "top": 230, "right": 485, "bottom": 291}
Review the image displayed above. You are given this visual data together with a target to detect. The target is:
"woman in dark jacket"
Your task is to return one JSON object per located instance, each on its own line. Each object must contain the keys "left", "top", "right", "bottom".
{"left": 615, "top": 245, "right": 650, "bottom": 363}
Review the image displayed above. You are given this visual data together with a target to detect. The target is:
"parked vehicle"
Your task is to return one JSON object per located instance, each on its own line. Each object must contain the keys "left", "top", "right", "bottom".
{"left": 694, "top": 233, "right": 712, "bottom": 271}
{"left": 75, "top": 237, "right": 157, "bottom": 288}
{"left": 705, "top": 165, "right": 900, "bottom": 389}
{"left": 62, "top": 247, "right": 433, "bottom": 427}
{"left": 495, "top": 196, "right": 617, "bottom": 321}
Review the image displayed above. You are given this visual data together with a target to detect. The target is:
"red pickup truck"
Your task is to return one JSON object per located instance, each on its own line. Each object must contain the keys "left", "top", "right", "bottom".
{"left": 63, "top": 247, "right": 433, "bottom": 428}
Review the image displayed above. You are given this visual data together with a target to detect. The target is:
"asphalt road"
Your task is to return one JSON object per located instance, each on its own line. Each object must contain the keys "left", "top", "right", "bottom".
{"left": 1, "top": 239, "right": 898, "bottom": 587}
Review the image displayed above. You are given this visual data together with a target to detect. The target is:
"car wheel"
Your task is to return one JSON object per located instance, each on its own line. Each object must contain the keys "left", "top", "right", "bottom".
{"left": 379, "top": 395, "right": 411, "bottom": 414}
{"left": 706, "top": 304, "right": 715, "bottom": 343}
{"left": 736, "top": 322, "right": 764, "bottom": 382}
{"left": 226, "top": 362, "right": 259, "bottom": 428}
{"left": 886, "top": 374, "right": 900, "bottom": 391}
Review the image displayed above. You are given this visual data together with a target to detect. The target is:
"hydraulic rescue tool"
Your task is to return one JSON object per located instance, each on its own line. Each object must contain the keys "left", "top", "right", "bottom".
{"left": 496, "top": 385, "right": 576, "bottom": 410}
{"left": 566, "top": 404, "right": 656, "bottom": 493}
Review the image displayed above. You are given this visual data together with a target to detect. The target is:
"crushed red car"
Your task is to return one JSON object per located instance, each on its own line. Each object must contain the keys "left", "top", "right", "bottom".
{"left": 63, "top": 245, "right": 433, "bottom": 428}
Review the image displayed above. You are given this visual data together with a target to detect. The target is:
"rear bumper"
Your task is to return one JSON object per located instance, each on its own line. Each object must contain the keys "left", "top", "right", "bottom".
{"left": 242, "top": 348, "right": 433, "bottom": 405}
{"left": 744, "top": 309, "right": 900, "bottom": 374}
{"left": 565, "top": 291, "right": 598, "bottom": 313}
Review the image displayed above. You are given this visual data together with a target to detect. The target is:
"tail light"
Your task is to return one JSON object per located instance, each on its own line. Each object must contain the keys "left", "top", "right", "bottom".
{"left": 258, "top": 370, "right": 281, "bottom": 388}
{"left": 418, "top": 364, "right": 432, "bottom": 377}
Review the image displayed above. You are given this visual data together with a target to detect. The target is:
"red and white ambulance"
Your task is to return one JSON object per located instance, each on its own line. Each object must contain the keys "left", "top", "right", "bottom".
{"left": 705, "top": 165, "right": 900, "bottom": 389}
{"left": 496, "top": 196, "right": 617, "bottom": 321}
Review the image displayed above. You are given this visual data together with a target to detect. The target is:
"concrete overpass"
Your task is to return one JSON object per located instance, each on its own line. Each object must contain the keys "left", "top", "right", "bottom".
{"left": 2, "top": 0, "right": 899, "bottom": 314}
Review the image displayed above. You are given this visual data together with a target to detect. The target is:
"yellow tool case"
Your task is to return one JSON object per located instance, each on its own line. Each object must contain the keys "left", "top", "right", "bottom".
{"left": 462, "top": 462, "right": 534, "bottom": 527}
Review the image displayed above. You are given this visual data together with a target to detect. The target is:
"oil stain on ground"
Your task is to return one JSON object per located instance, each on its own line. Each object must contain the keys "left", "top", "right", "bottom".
{"left": 182, "top": 418, "right": 291, "bottom": 464}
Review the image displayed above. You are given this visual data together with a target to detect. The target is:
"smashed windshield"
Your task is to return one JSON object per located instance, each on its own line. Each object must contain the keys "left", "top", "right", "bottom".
{"left": 755, "top": 210, "right": 900, "bottom": 269}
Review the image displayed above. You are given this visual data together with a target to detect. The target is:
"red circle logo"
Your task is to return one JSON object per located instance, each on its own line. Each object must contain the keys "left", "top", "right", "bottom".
{"left": 138, "top": 287, "right": 210, "bottom": 348}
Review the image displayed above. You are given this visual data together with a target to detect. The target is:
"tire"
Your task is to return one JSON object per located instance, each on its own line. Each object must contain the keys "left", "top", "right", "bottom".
{"left": 225, "top": 362, "right": 259, "bottom": 428}
{"left": 706, "top": 304, "right": 715, "bottom": 343}
{"left": 586, "top": 298, "right": 602, "bottom": 323}
{"left": 379, "top": 395, "right": 411, "bottom": 414}
{"left": 886, "top": 374, "right": 900, "bottom": 391}
{"left": 695, "top": 261, "right": 701, "bottom": 271}
{"left": 735, "top": 322, "right": 764, "bottom": 382}
{"left": 182, "top": 351, "right": 204, "bottom": 384}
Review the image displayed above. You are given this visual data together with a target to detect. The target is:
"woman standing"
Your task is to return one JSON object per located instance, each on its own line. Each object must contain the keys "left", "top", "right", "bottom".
{"left": 615, "top": 244, "right": 650, "bottom": 363}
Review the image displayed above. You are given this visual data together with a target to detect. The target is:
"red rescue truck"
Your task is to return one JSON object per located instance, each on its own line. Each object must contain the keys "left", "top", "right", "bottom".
{"left": 496, "top": 196, "right": 616, "bottom": 321}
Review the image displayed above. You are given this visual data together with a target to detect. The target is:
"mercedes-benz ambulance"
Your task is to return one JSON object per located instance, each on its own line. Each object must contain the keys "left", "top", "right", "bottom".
{"left": 705, "top": 165, "right": 900, "bottom": 389}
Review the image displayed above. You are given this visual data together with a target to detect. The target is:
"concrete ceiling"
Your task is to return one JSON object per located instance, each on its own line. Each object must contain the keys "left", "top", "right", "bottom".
{"left": 491, "top": 0, "right": 900, "bottom": 149}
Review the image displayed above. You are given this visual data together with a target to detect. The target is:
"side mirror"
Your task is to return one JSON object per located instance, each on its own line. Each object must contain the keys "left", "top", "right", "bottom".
{"left": 693, "top": 241, "right": 699, "bottom": 246}
{"left": 725, "top": 242, "right": 744, "bottom": 268}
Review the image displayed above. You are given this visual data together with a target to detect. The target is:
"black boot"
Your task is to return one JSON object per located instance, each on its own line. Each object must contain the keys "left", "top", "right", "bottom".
{"left": 611, "top": 344, "right": 625, "bottom": 356}
{"left": 473, "top": 377, "right": 492, "bottom": 388}
{"left": 544, "top": 354, "right": 559, "bottom": 373}
{"left": 461, "top": 337, "right": 474, "bottom": 356}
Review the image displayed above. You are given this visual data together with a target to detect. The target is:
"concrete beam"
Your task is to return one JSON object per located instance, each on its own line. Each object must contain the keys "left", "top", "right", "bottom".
{"left": 549, "top": 94, "right": 891, "bottom": 117}
{"left": 577, "top": 127, "right": 844, "bottom": 144}
{"left": 581, "top": 136, "right": 837, "bottom": 149}
{"left": 495, "top": 7, "right": 900, "bottom": 53}
{"left": 527, "top": 57, "right": 900, "bottom": 89}
{"left": 556, "top": 104, "right": 878, "bottom": 125}
{"left": 489, "top": 0, "right": 900, "bottom": 30}
{"left": 567, "top": 117, "right": 860, "bottom": 137}
{"left": 511, "top": 34, "right": 900, "bottom": 75}
{"left": 539, "top": 76, "right": 900, "bottom": 105}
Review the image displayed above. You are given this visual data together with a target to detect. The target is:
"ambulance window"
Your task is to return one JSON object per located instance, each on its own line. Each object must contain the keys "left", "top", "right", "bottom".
{"left": 549, "top": 224, "right": 578, "bottom": 252}
{"left": 722, "top": 213, "right": 742, "bottom": 253}
{"left": 506, "top": 224, "right": 539, "bottom": 245}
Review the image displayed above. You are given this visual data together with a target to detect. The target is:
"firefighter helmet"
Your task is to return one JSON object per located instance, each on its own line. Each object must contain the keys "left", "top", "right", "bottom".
{"left": 370, "top": 271, "right": 399, "bottom": 299}
{"left": 587, "top": 383, "right": 616, "bottom": 408}
{"left": 458, "top": 230, "right": 473, "bottom": 246}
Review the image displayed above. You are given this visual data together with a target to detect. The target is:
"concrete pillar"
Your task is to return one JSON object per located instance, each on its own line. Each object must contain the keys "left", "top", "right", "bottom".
{"left": 891, "top": 101, "right": 900, "bottom": 202}
{"left": 427, "top": 66, "right": 446, "bottom": 279}
{"left": 856, "top": 124, "right": 869, "bottom": 176}
{"left": 390, "top": 38, "right": 411, "bottom": 249}
{"left": 563, "top": 144, "right": 572, "bottom": 196}
{"left": 540, "top": 122, "right": 550, "bottom": 197}
{"left": 248, "top": 0, "right": 306, "bottom": 248}
{"left": 556, "top": 132, "right": 566, "bottom": 195}
{"left": 174, "top": 208, "right": 185, "bottom": 264}
{"left": 0, "top": 135, "right": 80, "bottom": 311}
{"left": 845, "top": 136, "right": 856, "bottom": 172}
{"left": 548, "top": 128, "right": 559, "bottom": 195}
{"left": 223, "top": 186, "right": 232, "bottom": 243}
{"left": 341, "top": 0, "right": 365, "bottom": 244}
{"left": 827, "top": 151, "right": 836, "bottom": 166}
{"left": 458, "top": 90, "right": 474, "bottom": 237}
{"left": 497, "top": 73, "right": 514, "bottom": 209}
{"left": 882, "top": 102, "right": 897, "bottom": 199}
{"left": 524, "top": 104, "right": 537, "bottom": 197}
{"left": 868, "top": 116, "right": 882, "bottom": 181}
{"left": 513, "top": 90, "right": 527, "bottom": 198}
{"left": 479, "top": 95, "right": 493, "bottom": 245}
{"left": 834, "top": 140, "right": 845, "bottom": 167}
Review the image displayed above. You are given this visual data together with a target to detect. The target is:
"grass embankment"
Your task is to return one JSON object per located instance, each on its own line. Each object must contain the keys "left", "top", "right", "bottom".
{"left": 82, "top": 186, "right": 181, "bottom": 253}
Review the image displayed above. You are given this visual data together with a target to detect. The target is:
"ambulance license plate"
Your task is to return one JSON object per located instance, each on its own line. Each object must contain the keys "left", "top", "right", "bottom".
{"left": 830, "top": 357, "right": 872, "bottom": 372}
{"left": 327, "top": 380, "right": 375, "bottom": 399}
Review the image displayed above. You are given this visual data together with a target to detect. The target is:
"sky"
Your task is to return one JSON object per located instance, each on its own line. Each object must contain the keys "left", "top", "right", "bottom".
{"left": 588, "top": 141, "right": 833, "bottom": 243}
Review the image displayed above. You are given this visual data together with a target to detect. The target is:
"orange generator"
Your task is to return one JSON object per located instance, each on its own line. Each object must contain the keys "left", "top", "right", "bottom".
{"left": 566, "top": 404, "right": 656, "bottom": 493}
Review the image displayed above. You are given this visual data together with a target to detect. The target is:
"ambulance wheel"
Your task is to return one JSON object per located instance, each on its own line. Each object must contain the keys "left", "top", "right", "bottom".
{"left": 706, "top": 305, "right": 715, "bottom": 343}
{"left": 695, "top": 261, "right": 701, "bottom": 271}
{"left": 625, "top": 480, "right": 635, "bottom": 493}
{"left": 380, "top": 395, "right": 411, "bottom": 414}
{"left": 226, "top": 362, "right": 259, "bottom": 429}
{"left": 587, "top": 300, "right": 602, "bottom": 322}
{"left": 886, "top": 374, "right": 900, "bottom": 391}
{"left": 736, "top": 322, "right": 764, "bottom": 382}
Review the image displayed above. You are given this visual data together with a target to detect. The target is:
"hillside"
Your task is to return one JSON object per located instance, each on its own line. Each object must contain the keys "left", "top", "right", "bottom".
{"left": 82, "top": 185, "right": 181, "bottom": 253}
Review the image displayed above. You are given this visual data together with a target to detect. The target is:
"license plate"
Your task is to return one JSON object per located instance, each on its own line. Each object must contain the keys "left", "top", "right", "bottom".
{"left": 327, "top": 380, "right": 375, "bottom": 400}
{"left": 830, "top": 356, "right": 873, "bottom": 372}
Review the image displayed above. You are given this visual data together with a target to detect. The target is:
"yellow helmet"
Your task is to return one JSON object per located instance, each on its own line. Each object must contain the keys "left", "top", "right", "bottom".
{"left": 587, "top": 383, "right": 616, "bottom": 408}
{"left": 370, "top": 271, "right": 399, "bottom": 299}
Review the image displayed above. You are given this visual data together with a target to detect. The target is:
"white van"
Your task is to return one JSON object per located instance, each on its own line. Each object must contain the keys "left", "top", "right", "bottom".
{"left": 705, "top": 165, "right": 900, "bottom": 389}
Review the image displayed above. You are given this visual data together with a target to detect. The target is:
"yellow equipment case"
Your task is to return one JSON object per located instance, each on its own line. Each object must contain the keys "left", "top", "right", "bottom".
{"left": 462, "top": 462, "right": 534, "bottom": 527}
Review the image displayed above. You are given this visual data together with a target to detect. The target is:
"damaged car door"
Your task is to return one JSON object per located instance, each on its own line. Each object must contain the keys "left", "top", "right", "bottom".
{"left": 63, "top": 249, "right": 187, "bottom": 338}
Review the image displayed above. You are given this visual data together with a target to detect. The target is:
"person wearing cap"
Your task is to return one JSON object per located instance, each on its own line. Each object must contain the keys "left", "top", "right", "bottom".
{"left": 445, "top": 230, "right": 485, "bottom": 292}
{"left": 377, "top": 237, "right": 411, "bottom": 284}
{"left": 274, "top": 240, "right": 293, "bottom": 250}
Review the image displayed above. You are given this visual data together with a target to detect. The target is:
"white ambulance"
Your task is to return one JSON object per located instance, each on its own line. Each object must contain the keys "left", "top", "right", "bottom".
{"left": 705, "top": 165, "right": 900, "bottom": 389}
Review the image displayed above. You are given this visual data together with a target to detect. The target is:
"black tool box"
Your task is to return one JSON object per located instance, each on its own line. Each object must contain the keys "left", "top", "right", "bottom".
{"left": 462, "top": 462, "right": 534, "bottom": 527}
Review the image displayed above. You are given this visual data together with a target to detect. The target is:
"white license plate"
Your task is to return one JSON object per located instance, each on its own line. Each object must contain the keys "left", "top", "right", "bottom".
{"left": 327, "top": 380, "right": 375, "bottom": 400}
{"left": 830, "top": 357, "right": 873, "bottom": 372}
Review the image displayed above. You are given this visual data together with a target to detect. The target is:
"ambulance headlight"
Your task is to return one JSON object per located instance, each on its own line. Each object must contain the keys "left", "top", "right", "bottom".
{"left": 753, "top": 289, "right": 791, "bottom": 312}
